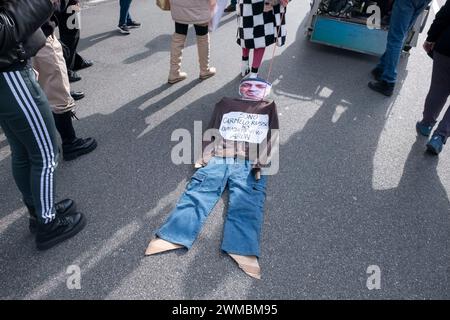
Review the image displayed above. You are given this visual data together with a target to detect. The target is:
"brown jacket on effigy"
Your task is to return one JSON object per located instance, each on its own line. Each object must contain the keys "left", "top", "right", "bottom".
{"left": 170, "top": 0, "right": 214, "bottom": 25}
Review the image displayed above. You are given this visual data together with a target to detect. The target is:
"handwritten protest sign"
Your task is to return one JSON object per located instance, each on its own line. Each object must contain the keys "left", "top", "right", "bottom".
{"left": 219, "top": 112, "right": 269, "bottom": 144}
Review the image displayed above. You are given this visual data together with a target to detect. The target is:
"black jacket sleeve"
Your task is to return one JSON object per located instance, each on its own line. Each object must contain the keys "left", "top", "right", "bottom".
{"left": 427, "top": 1, "right": 450, "bottom": 42}
{"left": 0, "top": 0, "right": 55, "bottom": 53}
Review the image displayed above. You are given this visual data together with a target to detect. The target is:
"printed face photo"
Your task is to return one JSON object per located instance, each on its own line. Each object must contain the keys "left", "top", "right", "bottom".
{"left": 239, "top": 80, "right": 271, "bottom": 100}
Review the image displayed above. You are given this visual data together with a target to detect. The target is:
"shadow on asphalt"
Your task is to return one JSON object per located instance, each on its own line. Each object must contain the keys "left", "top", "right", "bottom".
{"left": 1, "top": 17, "right": 449, "bottom": 299}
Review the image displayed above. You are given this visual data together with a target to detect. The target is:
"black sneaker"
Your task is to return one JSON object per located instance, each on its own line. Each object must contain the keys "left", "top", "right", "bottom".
{"left": 28, "top": 199, "right": 77, "bottom": 234}
{"left": 68, "top": 70, "right": 82, "bottom": 83}
{"left": 371, "top": 68, "right": 383, "bottom": 81}
{"left": 36, "top": 211, "right": 86, "bottom": 251}
{"left": 73, "top": 59, "right": 94, "bottom": 71}
{"left": 224, "top": 4, "right": 236, "bottom": 12}
{"left": 117, "top": 24, "right": 131, "bottom": 35}
{"left": 368, "top": 80, "right": 395, "bottom": 97}
{"left": 126, "top": 20, "right": 141, "bottom": 28}
{"left": 63, "top": 137, "right": 98, "bottom": 161}
{"left": 70, "top": 91, "right": 85, "bottom": 101}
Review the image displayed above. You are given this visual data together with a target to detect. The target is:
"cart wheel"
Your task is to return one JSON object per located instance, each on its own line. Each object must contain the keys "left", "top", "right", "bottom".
{"left": 403, "top": 45, "right": 412, "bottom": 52}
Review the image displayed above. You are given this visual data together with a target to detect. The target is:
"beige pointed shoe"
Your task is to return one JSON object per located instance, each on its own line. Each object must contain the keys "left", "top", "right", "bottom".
{"left": 145, "top": 238, "right": 183, "bottom": 255}
{"left": 229, "top": 254, "right": 261, "bottom": 280}
{"left": 196, "top": 34, "right": 216, "bottom": 80}
{"left": 168, "top": 32, "right": 188, "bottom": 84}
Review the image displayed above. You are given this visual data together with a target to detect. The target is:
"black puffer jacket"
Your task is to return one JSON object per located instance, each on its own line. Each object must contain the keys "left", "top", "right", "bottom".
{"left": 0, "top": 0, "right": 55, "bottom": 71}
{"left": 426, "top": 0, "right": 450, "bottom": 57}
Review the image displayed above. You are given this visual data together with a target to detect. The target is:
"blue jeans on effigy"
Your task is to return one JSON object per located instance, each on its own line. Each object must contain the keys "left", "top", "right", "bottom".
{"left": 156, "top": 157, "right": 267, "bottom": 257}
{"left": 376, "top": 0, "right": 430, "bottom": 83}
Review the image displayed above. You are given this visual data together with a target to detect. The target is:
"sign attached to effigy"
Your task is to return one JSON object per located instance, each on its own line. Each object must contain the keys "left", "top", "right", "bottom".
{"left": 219, "top": 112, "right": 269, "bottom": 144}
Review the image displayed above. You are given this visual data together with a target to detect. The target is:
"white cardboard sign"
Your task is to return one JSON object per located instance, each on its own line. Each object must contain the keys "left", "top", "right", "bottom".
{"left": 219, "top": 112, "right": 269, "bottom": 144}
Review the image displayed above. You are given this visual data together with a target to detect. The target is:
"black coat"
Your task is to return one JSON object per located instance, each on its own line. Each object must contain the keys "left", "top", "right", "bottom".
{"left": 427, "top": 0, "right": 450, "bottom": 57}
{"left": 0, "top": 0, "right": 55, "bottom": 71}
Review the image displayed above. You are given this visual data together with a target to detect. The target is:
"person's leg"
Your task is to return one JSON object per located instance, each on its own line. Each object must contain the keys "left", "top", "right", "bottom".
{"left": 250, "top": 47, "right": 265, "bottom": 77}
{"left": 379, "top": 0, "right": 416, "bottom": 84}
{"left": 242, "top": 48, "right": 250, "bottom": 77}
{"left": 0, "top": 69, "right": 59, "bottom": 224}
{"left": 195, "top": 24, "right": 216, "bottom": 80}
{"left": 168, "top": 23, "right": 189, "bottom": 84}
{"left": 56, "top": 6, "right": 81, "bottom": 71}
{"left": 0, "top": 121, "right": 33, "bottom": 209}
{"left": 119, "top": 0, "right": 133, "bottom": 26}
{"left": 426, "top": 53, "right": 450, "bottom": 140}
{"left": 155, "top": 159, "right": 228, "bottom": 249}
{"left": 421, "top": 53, "right": 450, "bottom": 128}
{"left": 125, "top": 0, "right": 141, "bottom": 28}
{"left": 34, "top": 35, "right": 97, "bottom": 161}
{"left": 1, "top": 69, "right": 86, "bottom": 249}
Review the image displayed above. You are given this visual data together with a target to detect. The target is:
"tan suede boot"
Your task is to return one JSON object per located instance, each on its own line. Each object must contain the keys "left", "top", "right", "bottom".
{"left": 197, "top": 33, "right": 216, "bottom": 80}
{"left": 168, "top": 33, "right": 188, "bottom": 84}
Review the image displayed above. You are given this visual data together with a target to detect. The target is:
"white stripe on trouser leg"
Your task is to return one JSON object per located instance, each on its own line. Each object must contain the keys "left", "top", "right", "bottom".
{"left": 5, "top": 72, "right": 55, "bottom": 223}
{"left": 3, "top": 72, "right": 50, "bottom": 222}
{"left": 14, "top": 71, "right": 57, "bottom": 222}
{"left": 9, "top": 71, "right": 52, "bottom": 223}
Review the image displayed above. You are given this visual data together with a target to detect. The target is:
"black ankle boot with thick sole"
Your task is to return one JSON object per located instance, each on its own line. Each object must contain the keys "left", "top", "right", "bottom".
{"left": 36, "top": 211, "right": 86, "bottom": 251}
{"left": 63, "top": 137, "right": 98, "bottom": 161}
{"left": 28, "top": 199, "right": 77, "bottom": 234}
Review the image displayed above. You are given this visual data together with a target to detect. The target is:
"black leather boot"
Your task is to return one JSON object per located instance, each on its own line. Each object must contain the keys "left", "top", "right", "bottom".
{"left": 368, "top": 80, "right": 395, "bottom": 97}
{"left": 62, "top": 137, "right": 98, "bottom": 161}
{"left": 36, "top": 211, "right": 86, "bottom": 251}
{"left": 53, "top": 112, "right": 98, "bottom": 161}
{"left": 28, "top": 199, "right": 77, "bottom": 234}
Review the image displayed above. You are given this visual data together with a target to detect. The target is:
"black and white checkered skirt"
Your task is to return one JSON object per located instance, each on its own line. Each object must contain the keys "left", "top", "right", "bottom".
{"left": 236, "top": 0, "right": 287, "bottom": 49}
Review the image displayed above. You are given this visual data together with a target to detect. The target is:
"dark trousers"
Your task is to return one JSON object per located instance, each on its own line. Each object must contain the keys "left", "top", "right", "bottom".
{"left": 119, "top": 0, "right": 133, "bottom": 26}
{"left": 56, "top": 11, "right": 82, "bottom": 70}
{"left": 0, "top": 68, "right": 59, "bottom": 224}
{"left": 175, "top": 23, "right": 209, "bottom": 36}
{"left": 422, "top": 52, "right": 450, "bottom": 139}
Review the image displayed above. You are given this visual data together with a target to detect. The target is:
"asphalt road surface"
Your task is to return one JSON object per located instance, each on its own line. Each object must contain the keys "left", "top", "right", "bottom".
{"left": 0, "top": 0, "right": 449, "bottom": 299}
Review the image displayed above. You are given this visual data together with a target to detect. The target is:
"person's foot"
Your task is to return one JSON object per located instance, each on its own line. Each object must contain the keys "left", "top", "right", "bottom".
{"left": 426, "top": 134, "right": 445, "bottom": 155}
{"left": 224, "top": 4, "right": 236, "bottom": 12}
{"left": 416, "top": 121, "right": 434, "bottom": 137}
{"left": 241, "top": 61, "right": 250, "bottom": 77}
{"left": 199, "top": 67, "right": 216, "bottom": 80}
{"left": 73, "top": 59, "right": 94, "bottom": 71}
{"left": 70, "top": 91, "right": 85, "bottom": 101}
{"left": 28, "top": 199, "right": 77, "bottom": 234}
{"left": 36, "top": 211, "right": 86, "bottom": 251}
{"left": 63, "top": 137, "right": 98, "bottom": 161}
{"left": 168, "top": 71, "right": 188, "bottom": 84}
{"left": 68, "top": 70, "right": 82, "bottom": 83}
{"left": 371, "top": 68, "right": 383, "bottom": 81}
{"left": 126, "top": 20, "right": 141, "bottom": 28}
{"left": 368, "top": 80, "right": 395, "bottom": 97}
{"left": 117, "top": 24, "right": 131, "bottom": 35}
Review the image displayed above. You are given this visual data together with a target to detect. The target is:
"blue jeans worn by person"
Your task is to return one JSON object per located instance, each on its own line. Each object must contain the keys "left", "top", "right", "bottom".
{"left": 156, "top": 157, "right": 267, "bottom": 257}
{"left": 118, "top": 0, "right": 133, "bottom": 26}
{"left": 377, "top": 0, "right": 430, "bottom": 83}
